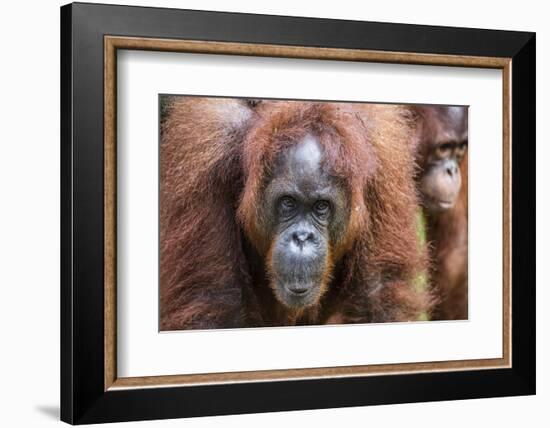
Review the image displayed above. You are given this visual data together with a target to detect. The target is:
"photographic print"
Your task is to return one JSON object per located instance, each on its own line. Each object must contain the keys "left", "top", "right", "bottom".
{"left": 159, "top": 96, "right": 468, "bottom": 331}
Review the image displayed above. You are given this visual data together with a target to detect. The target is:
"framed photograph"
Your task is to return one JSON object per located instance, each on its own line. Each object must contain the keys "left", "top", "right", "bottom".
{"left": 60, "top": 2, "right": 535, "bottom": 424}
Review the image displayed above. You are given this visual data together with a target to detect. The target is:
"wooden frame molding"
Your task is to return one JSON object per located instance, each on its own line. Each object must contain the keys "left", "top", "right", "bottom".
{"left": 104, "top": 35, "right": 512, "bottom": 391}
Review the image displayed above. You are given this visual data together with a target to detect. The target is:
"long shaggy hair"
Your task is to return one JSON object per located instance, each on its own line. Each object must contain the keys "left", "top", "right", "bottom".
{"left": 160, "top": 97, "right": 430, "bottom": 330}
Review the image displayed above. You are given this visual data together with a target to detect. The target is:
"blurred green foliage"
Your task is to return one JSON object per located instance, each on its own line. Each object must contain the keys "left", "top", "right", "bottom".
{"left": 414, "top": 209, "right": 429, "bottom": 321}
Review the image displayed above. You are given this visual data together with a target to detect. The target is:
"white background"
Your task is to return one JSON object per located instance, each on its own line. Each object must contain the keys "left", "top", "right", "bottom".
{"left": 0, "top": 0, "right": 546, "bottom": 427}
{"left": 118, "top": 51, "right": 503, "bottom": 377}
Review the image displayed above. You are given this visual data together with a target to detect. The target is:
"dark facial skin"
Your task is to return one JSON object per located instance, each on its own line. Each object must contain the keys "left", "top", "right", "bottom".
{"left": 419, "top": 107, "right": 468, "bottom": 212}
{"left": 262, "top": 134, "right": 348, "bottom": 309}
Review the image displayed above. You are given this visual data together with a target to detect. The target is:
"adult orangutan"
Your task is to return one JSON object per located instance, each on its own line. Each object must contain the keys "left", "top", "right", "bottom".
{"left": 412, "top": 105, "right": 468, "bottom": 320}
{"left": 159, "top": 97, "right": 430, "bottom": 330}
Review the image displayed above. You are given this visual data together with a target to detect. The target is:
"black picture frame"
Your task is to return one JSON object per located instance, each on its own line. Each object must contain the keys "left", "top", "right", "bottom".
{"left": 61, "top": 2, "right": 535, "bottom": 424}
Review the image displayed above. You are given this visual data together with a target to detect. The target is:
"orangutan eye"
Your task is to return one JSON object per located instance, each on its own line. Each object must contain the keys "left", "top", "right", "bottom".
{"left": 455, "top": 142, "right": 467, "bottom": 157}
{"left": 279, "top": 196, "right": 297, "bottom": 214}
{"left": 313, "top": 200, "right": 331, "bottom": 217}
{"left": 435, "top": 143, "right": 453, "bottom": 158}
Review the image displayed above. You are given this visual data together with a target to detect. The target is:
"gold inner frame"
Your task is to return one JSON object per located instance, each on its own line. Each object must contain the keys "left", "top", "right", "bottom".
{"left": 104, "top": 35, "right": 512, "bottom": 391}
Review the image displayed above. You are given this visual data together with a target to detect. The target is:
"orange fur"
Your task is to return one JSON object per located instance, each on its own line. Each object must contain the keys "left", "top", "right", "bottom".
{"left": 160, "top": 97, "right": 430, "bottom": 330}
